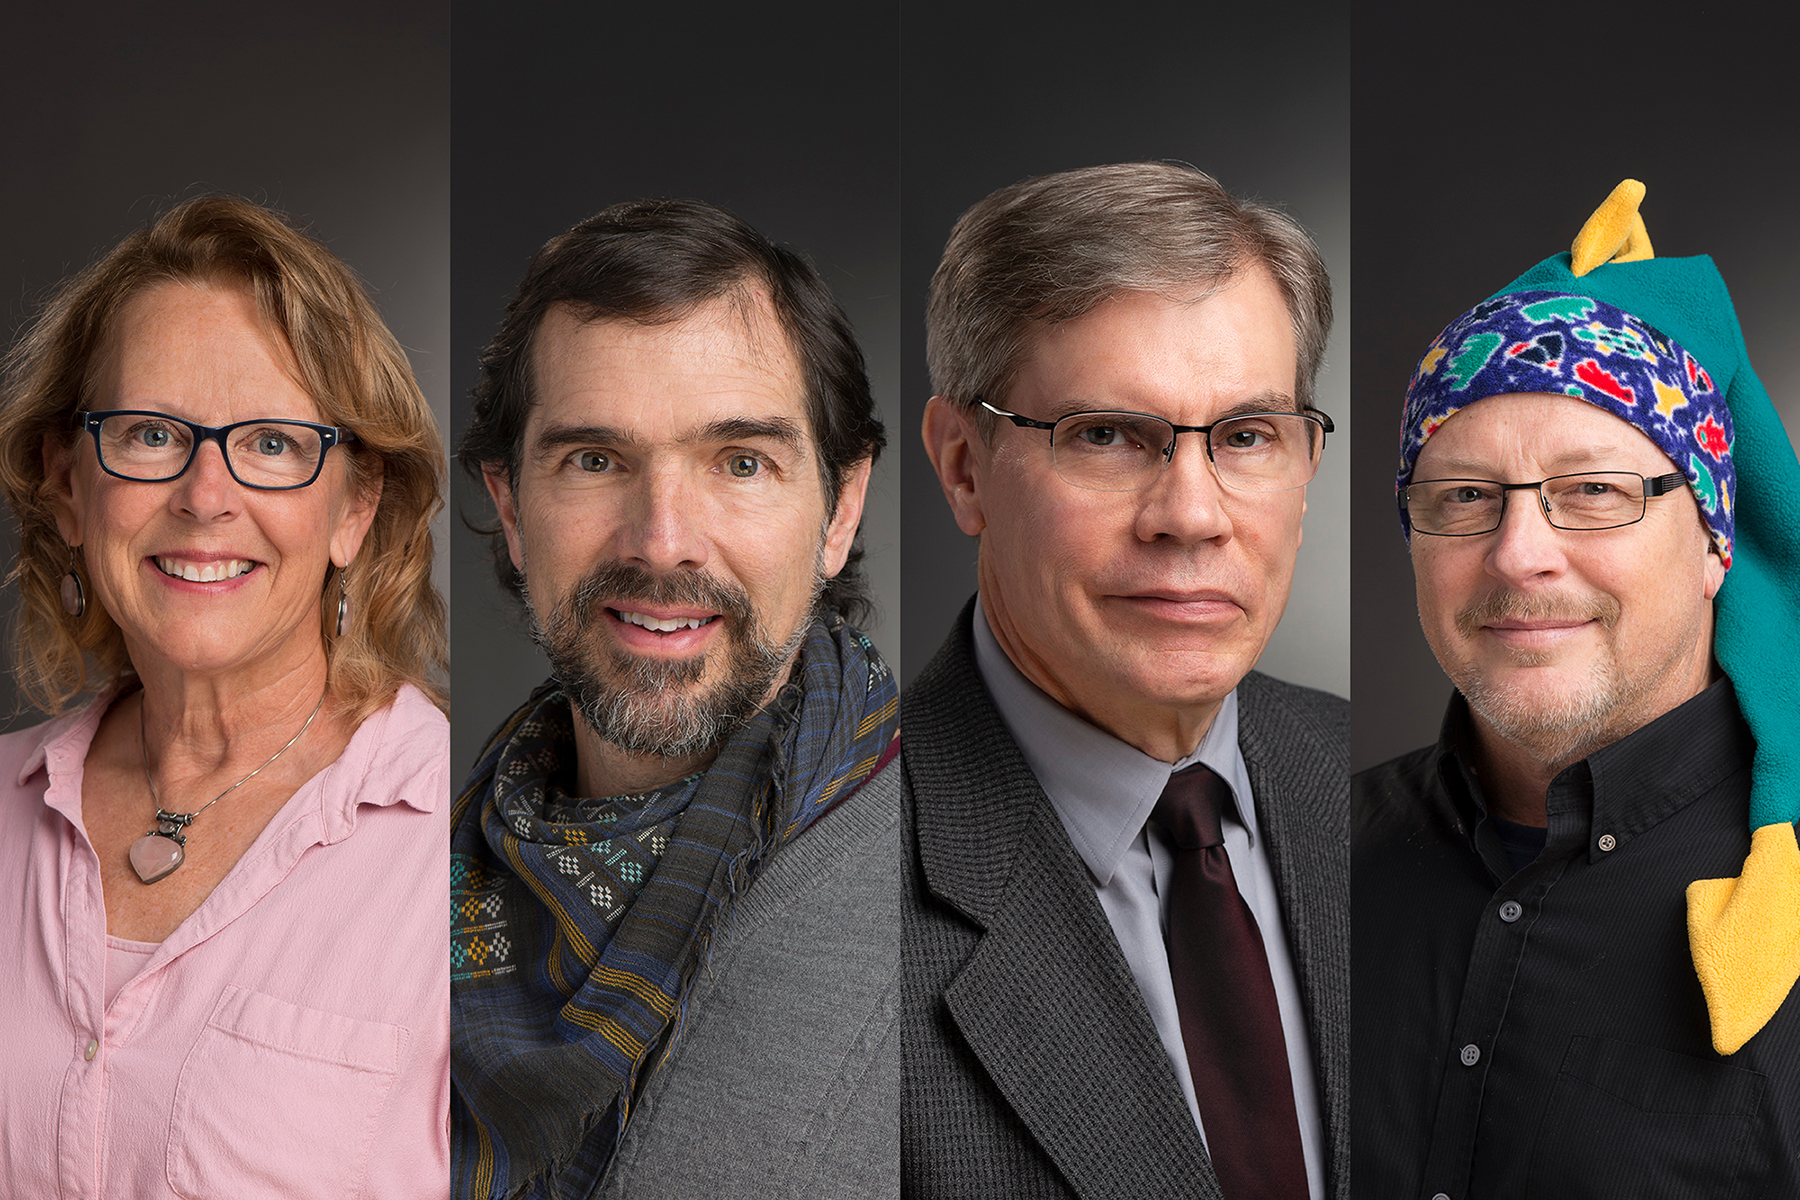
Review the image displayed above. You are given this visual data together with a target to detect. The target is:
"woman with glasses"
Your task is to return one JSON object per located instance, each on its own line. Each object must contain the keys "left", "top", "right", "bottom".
{"left": 0, "top": 197, "right": 448, "bottom": 1198}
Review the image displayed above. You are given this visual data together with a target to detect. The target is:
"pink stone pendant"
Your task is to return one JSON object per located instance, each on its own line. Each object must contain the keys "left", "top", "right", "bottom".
{"left": 130, "top": 834, "right": 184, "bottom": 884}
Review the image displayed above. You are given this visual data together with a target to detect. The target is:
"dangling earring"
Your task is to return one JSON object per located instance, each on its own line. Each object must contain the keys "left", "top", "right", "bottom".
{"left": 60, "top": 545, "right": 85, "bottom": 619}
{"left": 335, "top": 564, "right": 350, "bottom": 638}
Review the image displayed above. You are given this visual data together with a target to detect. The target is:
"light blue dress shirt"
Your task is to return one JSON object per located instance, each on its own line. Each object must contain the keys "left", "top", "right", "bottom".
{"left": 972, "top": 598, "right": 1324, "bottom": 1200}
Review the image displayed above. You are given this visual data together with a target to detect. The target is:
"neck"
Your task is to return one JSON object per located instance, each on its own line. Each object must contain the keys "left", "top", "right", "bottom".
{"left": 1465, "top": 724, "right": 1559, "bottom": 826}
{"left": 1465, "top": 656, "right": 1723, "bottom": 828}
{"left": 136, "top": 654, "right": 333, "bottom": 778}
{"left": 570, "top": 715, "right": 720, "bottom": 798}
{"left": 979, "top": 589, "right": 1220, "bottom": 763}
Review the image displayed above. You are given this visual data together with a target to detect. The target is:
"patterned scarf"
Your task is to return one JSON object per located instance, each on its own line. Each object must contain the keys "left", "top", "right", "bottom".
{"left": 449, "top": 618, "right": 898, "bottom": 1199}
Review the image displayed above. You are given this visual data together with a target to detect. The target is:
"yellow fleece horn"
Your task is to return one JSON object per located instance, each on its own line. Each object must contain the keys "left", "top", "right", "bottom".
{"left": 1687, "top": 822, "right": 1800, "bottom": 1055}
{"left": 1571, "top": 179, "right": 1655, "bottom": 276}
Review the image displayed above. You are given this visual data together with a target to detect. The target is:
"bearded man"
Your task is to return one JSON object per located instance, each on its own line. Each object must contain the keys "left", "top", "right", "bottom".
{"left": 1354, "top": 181, "right": 1800, "bottom": 1198}
{"left": 449, "top": 199, "right": 899, "bottom": 1200}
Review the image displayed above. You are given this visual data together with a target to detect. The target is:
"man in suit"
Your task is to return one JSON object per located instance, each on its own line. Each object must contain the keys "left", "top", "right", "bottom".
{"left": 903, "top": 162, "right": 1349, "bottom": 1200}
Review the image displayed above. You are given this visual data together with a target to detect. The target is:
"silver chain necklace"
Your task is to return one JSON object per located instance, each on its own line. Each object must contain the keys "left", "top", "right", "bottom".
{"left": 128, "top": 689, "right": 327, "bottom": 885}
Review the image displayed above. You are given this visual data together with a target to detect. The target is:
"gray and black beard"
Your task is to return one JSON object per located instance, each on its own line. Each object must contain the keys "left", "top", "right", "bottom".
{"left": 528, "top": 561, "right": 817, "bottom": 761}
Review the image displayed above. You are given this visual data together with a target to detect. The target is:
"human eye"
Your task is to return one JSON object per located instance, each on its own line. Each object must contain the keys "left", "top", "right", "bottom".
{"left": 122, "top": 417, "right": 183, "bottom": 450}
{"left": 726, "top": 453, "right": 763, "bottom": 478}
{"left": 1214, "top": 416, "right": 1282, "bottom": 452}
{"left": 1076, "top": 422, "right": 1128, "bottom": 447}
{"left": 1546, "top": 473, "right": 1639, "bottom": 518}
{"left": 242, "top": 426, "right": 302, "bottom": 457}
{"left": 572, "top": 449, "right": 614, "bottom": 473}
{"left": 1545, "top": 475, "right": 1620, "bottom": 502}
{"left": 1057, "top": 414, "right": 1159, "bottom": 454}
{"left": 99, "top": 415, "right": 189, "bottom": 463}
{"left": 1447, "top": 483, "right": 1496, "bottom": 504}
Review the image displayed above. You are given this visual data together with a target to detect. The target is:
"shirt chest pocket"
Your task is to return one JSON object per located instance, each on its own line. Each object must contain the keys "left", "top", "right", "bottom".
{"left": 1525, "top": 1034, "right": 1771, "bottom": 1199}
{"left": 166, "top": 984, "right": 407, "bottom": 1200}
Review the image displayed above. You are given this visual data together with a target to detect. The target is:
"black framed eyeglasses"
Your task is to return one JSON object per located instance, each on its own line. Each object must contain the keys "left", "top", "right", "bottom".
{"left": 79, "top": 410, "right": 358, "bottom": 491}
{"left": 978, "top": 399, "right": 1333, "bottom": 493}
{"left": 1402, "top": 471, "right": 1690, "bottom": 536}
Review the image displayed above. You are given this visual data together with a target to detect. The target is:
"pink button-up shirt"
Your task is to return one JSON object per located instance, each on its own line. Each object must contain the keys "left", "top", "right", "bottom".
{"left": 0, "top": 683, "right": 449, "bottom": 1199}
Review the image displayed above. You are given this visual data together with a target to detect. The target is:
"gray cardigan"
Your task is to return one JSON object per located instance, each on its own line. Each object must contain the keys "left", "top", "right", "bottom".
{"left": 599, "top": 757, "right": 902, "bottom": 1198}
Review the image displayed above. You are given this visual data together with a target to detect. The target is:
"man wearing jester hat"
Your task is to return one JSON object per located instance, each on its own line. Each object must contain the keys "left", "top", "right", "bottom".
{"left": 1353, "top": 181, "right": 1800, "bottom": 1197}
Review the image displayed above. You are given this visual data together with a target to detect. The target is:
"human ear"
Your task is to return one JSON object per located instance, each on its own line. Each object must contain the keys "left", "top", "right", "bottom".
{"left": 330, "top": 458, "right": 384, "bottom": 568}
{"left": 1703, "top": 545, "right": 1726, "bottom": 601}
{"left": 42, "top": 434, "right": 83, "bottom": 546}
{"left": 821, "top": 458, "right": 872, "bottom": 578}
{"left": 921, "top": 396, "right": 987, "bottom": 537}
{"left": 483, "top": 465, "right": 526, "bottom": 573}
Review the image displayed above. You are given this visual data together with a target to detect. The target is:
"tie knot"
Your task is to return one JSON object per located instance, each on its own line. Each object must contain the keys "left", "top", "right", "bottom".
{"left": 1152, "top": 764, "right": 1230, "bottom": 850}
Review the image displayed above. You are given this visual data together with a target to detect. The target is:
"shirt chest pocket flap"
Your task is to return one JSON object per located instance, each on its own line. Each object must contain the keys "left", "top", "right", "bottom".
{"left": 167, "top": 983, "right": 407, "bottom": 1200}
{"left": 1526, "top": 1034, "right": 1771, "bottom": 1198}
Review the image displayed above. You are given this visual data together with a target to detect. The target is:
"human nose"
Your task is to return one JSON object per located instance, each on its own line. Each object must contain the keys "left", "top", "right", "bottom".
{"left": 1484, "top": 485, "right": 1567, "bottom": 585}
{"left": 168, "top": 438, "right": 242, "bottom": 521}
{"left": 1133, "top": 431, "right": 1233, "bottom": 543}
{"left": 618, "top": 464, "right": 710, "bottom": 573}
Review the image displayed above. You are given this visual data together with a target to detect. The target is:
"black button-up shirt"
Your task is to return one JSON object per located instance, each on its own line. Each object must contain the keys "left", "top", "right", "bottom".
{"left": 1353, "top": 681, "right": 1800, "bottom": 1199}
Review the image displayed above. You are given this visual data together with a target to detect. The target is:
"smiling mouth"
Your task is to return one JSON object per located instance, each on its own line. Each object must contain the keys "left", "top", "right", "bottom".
{"left": 155, "top": 557, "right": 256, "bottom": 583}
{"left": 612, "top": 609, "right": 718, "bottom": 634}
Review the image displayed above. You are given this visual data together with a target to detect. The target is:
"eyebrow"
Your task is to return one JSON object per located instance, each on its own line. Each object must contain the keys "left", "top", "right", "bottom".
{"left": 1042, "top": 391, "right": 1298, "bottom": 423}
{"left": 531, "top": 415, "right": 806, "bottom": 456}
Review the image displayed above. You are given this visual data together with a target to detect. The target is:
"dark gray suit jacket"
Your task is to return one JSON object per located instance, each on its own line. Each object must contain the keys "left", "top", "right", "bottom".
{"left": 901, "top": 604, "right": 1349, "bottom": 1199}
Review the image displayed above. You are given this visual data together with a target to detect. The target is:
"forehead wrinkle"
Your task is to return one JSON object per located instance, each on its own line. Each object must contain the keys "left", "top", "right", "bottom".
{"left": 1422, "top": 439, "right": 1660, "bottom": 480}
{"left": 524, "top": 414, "right": 809, "bottom": 469}
{"left": 98, "top": 280, "right": 317, "bottom": 421}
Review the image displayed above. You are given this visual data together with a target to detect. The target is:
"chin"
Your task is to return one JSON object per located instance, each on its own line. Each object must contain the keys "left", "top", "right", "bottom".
{"left": 1110, "top": 653, "right": 1246, "bottom": 712}
{"left": 1457, "top": 660, "right": 1637, "bottom": 769}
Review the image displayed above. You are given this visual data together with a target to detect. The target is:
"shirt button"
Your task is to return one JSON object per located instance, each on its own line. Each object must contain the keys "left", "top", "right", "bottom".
{"left": 1499, "top": 900, "right": 1522, "bottom": 922}
{"left": 1432, "top": 1194, "right": 1452, "bottom": 1200}
{"left": 1597, "top": 833, "right": 1617, "bottom": 852}
{"left": 1459, "top": 1043, "right": 1480, "bottom": 1067}
{"left": 83, "top": 1038, "right": 98, "bottom": 1061}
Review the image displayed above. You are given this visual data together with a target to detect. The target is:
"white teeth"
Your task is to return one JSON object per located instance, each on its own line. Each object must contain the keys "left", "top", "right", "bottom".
{"left": 157, "top": 557, "right": 253, "bottom": 582}
{"left": 617, "top": 610, "right": 709, "bottom": 633}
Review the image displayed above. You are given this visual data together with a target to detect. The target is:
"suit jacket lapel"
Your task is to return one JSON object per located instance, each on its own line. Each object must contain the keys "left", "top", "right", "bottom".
{"left": 908, "top": 606, "right": 1219, "bottom": 1200}
{"left": 1238, "top": 672, "right": 1351, "bottom": 1200}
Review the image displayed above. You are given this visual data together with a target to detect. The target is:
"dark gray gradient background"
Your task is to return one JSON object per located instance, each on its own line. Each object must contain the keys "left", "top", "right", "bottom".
{"left": 449, "top": 1, "right": 900, "bottom": 778}
{"left": 1351, "top": 10, "right": 1800, "bottom": 772}
{"left": 0, "top": 1, "right": 450, "bottom": 733}
{"left": 898, "top": 1, "right": 1351, "bottom": 700}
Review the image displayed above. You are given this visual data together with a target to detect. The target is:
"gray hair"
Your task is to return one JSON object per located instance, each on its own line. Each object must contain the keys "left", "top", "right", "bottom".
{"left": 925, "top": 162, "right": 1333, "bottom": 427}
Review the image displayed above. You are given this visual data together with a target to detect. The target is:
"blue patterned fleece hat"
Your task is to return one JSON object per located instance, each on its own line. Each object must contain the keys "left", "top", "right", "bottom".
{"left": 1398, "top": 289, "right": 1735, "bottom": 567}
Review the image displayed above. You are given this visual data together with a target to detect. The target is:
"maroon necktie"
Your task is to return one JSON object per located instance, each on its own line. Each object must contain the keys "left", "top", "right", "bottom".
{"left": 1151, "top": 764, "right": 1308, "bottom": 1200}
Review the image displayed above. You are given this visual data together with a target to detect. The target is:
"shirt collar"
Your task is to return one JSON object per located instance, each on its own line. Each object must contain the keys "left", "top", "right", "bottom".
{"left": 23, "top": 683, "right": 439, "bottom": 841}
{"left": 1437, "top": 678, "right": 1750, "bottom": 853}
{"left": 971, "top": 595, "right": 1256, "bottom": 886}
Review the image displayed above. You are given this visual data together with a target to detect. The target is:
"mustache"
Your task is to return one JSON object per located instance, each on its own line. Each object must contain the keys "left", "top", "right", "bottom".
{"left": 562, "top": 562, "right": 754, "bottom": 632}
{"left": 1454, "top": 589, "right": 1621, "bottom": 639}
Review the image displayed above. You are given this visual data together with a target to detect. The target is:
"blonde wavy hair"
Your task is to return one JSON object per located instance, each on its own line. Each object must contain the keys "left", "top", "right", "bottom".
{"left": 0, "top": 196, "right": 446, "bottom": 722}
